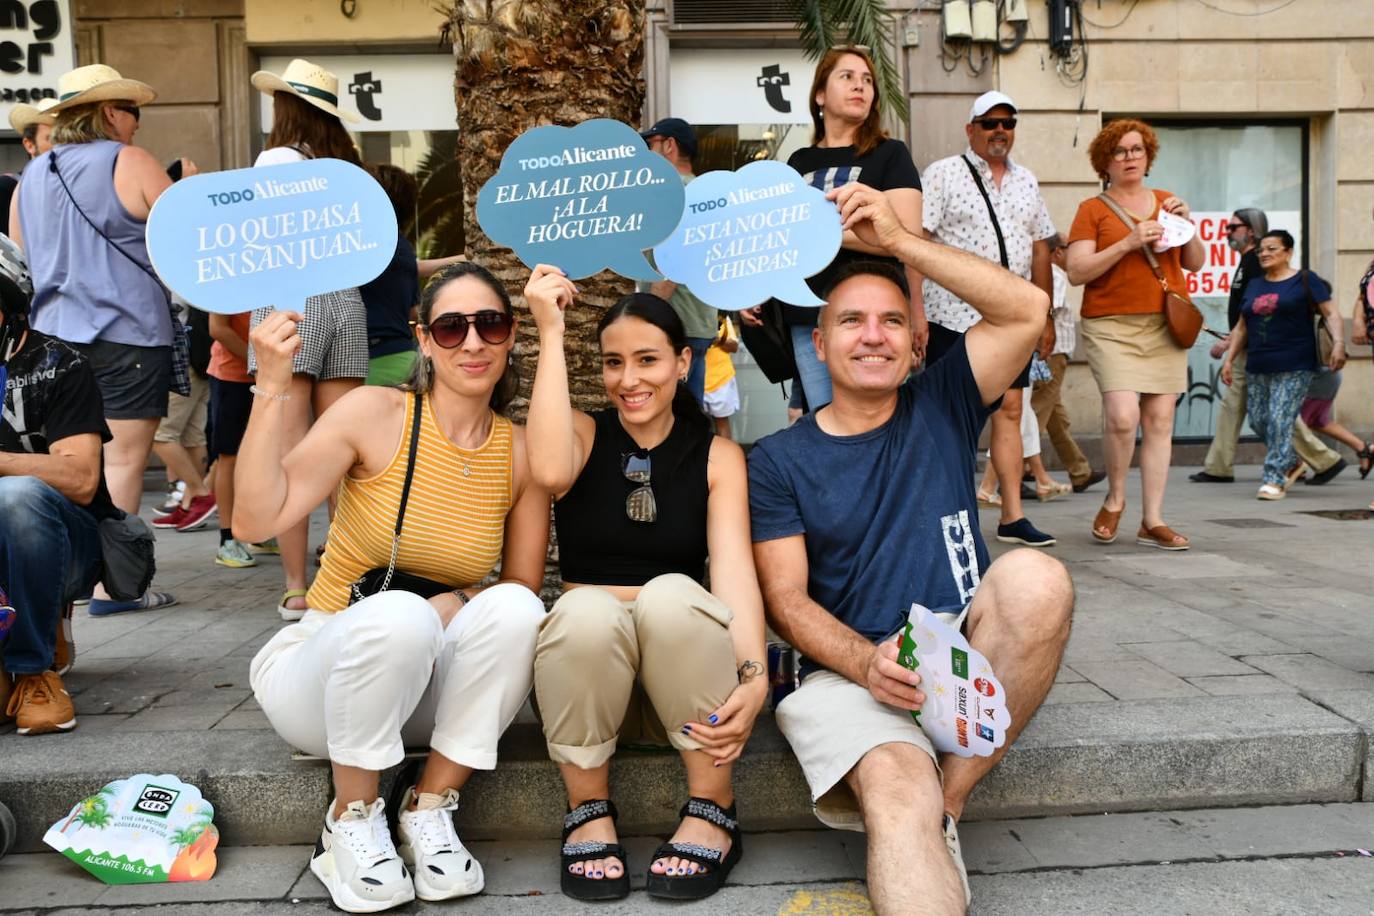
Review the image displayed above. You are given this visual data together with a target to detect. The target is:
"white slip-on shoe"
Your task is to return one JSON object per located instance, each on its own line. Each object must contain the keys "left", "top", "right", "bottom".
{"left": 310, "top": 798, "right": 414, "bottom": 913}
{"left": 1257, "top": 483, "right": 1286, "bottom": 501}
{"left": 396, "top": 787, "right": 485, "bottom": 900}
{"left": 943, "top": 813, "right": 972, "bottom": 907}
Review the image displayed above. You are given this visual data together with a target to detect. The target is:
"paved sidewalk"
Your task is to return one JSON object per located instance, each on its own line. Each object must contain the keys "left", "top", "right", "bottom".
{"left": 14, "top": 465, "right": 1371, "bottom": 735}
{"left": 3, "top": 464, "right": 1374, "bottom": 850}
{"left": 4, "top": 802, "right": 1374, "bottom": 914}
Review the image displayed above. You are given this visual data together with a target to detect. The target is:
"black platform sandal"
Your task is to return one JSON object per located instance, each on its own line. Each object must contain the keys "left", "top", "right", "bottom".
{"left": 1358, "top": 443, "right": 1373, "bottom": 480}
{"left": 644, "top": 797, "right": 743, "bottom": 901}
{"left": 560, "top": 799, "right": 630, "bottom": 901}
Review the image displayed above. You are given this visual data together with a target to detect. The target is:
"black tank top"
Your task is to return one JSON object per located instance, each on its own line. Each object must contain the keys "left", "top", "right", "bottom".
{"left": 554, "top": 409, "right": 711, "bottom": 586}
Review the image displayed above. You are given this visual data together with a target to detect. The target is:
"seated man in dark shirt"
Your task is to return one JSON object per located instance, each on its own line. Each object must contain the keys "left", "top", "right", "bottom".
{"left": 0, "top": 234, "right": 112, "bottom": 735}
{"left": 749, "top": 185, "right": 1073, "bottom": 915}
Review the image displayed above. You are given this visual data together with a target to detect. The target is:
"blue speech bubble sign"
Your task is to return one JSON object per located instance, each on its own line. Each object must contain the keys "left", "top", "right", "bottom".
{"left": 146, "top": 159, "right": 398, "bottom": 315}
{"left": 475, "top": 119, "right": 686, "bottom": 281}
{"left": 651, "top": 160, "right": 842, "bottom": 311}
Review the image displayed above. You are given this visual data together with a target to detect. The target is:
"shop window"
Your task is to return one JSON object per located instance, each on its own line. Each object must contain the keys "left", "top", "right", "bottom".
{"left": 1145, "top": 121, "right": 1306, "bottom": 440}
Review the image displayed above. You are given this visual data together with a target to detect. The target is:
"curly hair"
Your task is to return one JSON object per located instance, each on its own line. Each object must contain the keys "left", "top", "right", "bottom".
{"left": 1087, "top": 118, "right": 1159, "bottom": 181}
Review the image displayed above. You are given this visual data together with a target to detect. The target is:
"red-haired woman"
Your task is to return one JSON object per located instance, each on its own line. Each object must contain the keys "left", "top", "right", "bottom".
{"left": 1065, "top": 119, "right": 1204, "bottom": 551}
{"left": 246, "top": 59, "right": 371, "bottom": 619}
{"left": 755, "top": 46, "right": 924, "bottom": 411}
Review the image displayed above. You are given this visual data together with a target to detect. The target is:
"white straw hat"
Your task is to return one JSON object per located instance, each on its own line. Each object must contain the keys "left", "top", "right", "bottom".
{"left": 48, "top": 64, "right": 156, "bottom": 114}
{"left": 251, "top": 58, "right": 360, "bottom": 124}
{"left": 8, "top": 96, "right": 58, "bottom": 133}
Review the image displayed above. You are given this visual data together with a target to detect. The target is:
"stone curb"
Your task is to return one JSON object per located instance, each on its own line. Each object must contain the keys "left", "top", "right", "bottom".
{"left": 1, "top": 694, "right": 1362, "bottom": 854}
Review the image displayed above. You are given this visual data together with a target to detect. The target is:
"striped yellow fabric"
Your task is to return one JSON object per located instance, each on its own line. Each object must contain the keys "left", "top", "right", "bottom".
{"left": 307, "top": 391, "right": 514, "bottom": 612}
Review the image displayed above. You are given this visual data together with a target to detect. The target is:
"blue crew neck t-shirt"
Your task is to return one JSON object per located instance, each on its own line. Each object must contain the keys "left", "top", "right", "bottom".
{"left": 1240, "top": 270, "right": 1329, "bottom": 375}
{"left": 748, "top": 337, "right": 993, "bottom": 671}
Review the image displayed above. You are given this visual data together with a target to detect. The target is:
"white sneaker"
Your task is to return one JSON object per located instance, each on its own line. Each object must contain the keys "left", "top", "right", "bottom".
{"left": 162, "top": 481, "right": 186, "bottom": 511}
{"left": 310, "top": 798, "right": 415, "bottom": 913}
{"left": 396, "top": 787, "right": 485, "bottom": 900}
{"left": 943, "top": 813, "right": 972, "bottom": 906}
{"left": 1257, "top": 483, "right": 1286, "bottom": 501}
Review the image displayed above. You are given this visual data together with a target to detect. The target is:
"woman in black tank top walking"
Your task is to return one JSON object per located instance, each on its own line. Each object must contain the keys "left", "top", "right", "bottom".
{"left": 524, "top": 264, "right": 767, "bottom": 902}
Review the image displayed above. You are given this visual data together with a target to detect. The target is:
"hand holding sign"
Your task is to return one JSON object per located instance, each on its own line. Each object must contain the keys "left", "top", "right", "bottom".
{"left": 523, "top": 264, "right": 579, "bottom": 337}
{"left": 250, "top": 311, "right": 305, "bottom": 394}
{"left": 652, "top": 160, "right": 842, "bottom": 310}
{"left": 146, "top": 159, "right": 397, "bottom": 314}
{"left": 476, "top": 119, "right": 685, "bottom": 280}
{"left": 1153, "top": 209, "right": 1196, "bottom": 253}
{"left": 896, "top": 604, "right": 1010, "bottom": 758}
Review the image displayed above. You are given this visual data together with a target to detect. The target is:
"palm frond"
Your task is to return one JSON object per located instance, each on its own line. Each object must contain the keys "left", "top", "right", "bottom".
{"left": 790, "top": 0, "right": 907, "bottom": 124}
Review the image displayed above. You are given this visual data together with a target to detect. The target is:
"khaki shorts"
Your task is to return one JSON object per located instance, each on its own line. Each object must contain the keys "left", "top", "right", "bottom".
{"left": 154, "top": 373, "right": 209, "bottom": 447}
{"left": 775, "top": 607, "right": 967, "bottom": 832}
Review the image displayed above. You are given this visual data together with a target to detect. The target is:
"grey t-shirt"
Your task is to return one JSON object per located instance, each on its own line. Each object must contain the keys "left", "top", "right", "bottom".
{"left": 637, "top": 173, "right": 718, "bottom": 340}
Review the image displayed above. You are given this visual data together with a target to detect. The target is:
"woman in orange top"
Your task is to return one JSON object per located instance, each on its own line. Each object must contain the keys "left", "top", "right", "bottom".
{"left": 235, "top": 263, "right": 551, "bottom": 914}
{"left": 1066, "top": 119, "right": 1204, "bottom": 551}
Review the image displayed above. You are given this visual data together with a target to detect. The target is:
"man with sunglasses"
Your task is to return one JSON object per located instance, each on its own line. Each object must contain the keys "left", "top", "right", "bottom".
{"left": 1191, "top": 207, "right": 1346, "bottom": 485}
{"left": 919, "top": 91, "right": 1058, "bottom": 550}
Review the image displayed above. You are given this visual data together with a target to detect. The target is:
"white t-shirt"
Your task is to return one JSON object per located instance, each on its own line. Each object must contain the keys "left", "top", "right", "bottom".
{"left": 254, "top": 146, "right": 306, "bottom": 167}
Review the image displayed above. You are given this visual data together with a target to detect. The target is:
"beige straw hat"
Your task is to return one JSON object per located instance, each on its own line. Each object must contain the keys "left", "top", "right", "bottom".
{"left": 8, "top": 96, "right": 58, "bottom": 133}
{"left": 47, "top": 64, "right": 156, "bottom": 114}
{"left": 251, "top": 58, "right": 360, "bottom": 124}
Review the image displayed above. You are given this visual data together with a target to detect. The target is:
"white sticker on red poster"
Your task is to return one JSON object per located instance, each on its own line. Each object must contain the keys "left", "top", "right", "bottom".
{"left": 1185, "top": 211, "right": 1302, "bottom": 298}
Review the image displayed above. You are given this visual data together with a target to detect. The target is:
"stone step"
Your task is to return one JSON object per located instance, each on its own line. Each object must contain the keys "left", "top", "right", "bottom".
{"left": 1, "top": 694, "right": 1362, "bottom": 854}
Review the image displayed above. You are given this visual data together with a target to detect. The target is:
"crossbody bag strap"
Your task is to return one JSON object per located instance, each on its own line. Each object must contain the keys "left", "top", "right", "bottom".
{"left": 374, "top": 390, "right": 424, "bottom": 593}
{"left": 48, "top": 150, "right": 169, "bottom": 297}
{"left": 1096, "top": 192, "right": 1171, "bottom": 288}
{"left": 962, "top": 155, "right": 1008, "bottom": 269}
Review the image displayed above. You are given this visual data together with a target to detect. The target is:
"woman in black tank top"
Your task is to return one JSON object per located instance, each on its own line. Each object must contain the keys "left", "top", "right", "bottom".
{"left": 524, "top": 264, "right": 767, "bottom": 902}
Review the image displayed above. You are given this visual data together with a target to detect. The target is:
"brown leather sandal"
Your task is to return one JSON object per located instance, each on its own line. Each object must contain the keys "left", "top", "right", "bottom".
{"left": 1091, "top": 503, "right": 1124, "bottom": 543}
{"left": 1135, "top": 524, "right": 1190, "bottom": 551}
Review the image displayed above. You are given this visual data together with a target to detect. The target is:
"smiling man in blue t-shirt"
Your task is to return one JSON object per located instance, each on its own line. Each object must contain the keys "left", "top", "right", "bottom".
{"left": 749, "top": 184, "right": 1073, "bottom": 915}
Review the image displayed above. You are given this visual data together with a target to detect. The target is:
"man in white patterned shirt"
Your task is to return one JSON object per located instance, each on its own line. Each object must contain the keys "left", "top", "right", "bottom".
{"left": 921, "top": 91, "right": 1057, "bottom": 549}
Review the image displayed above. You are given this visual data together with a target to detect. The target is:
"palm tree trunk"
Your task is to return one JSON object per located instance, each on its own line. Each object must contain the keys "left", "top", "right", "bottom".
{"left": 449, "top": 0, "right": 647, "bottom": 415}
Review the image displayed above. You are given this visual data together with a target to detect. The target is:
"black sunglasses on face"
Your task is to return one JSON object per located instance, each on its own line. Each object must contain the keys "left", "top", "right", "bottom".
{"left": 977, "top": 117, "right": 1017, "bottom": 131}
{"left": 1226, "top": 223, "right": 1247, "bottom": 232}
{"left": 113, "top": 104, "right": 140, "bottom": 122}
{"left": 422, "top": 310, "right": 513, "bottom": 348}
{"left": 621, "top": 450, "right": 656, "bottom": 523}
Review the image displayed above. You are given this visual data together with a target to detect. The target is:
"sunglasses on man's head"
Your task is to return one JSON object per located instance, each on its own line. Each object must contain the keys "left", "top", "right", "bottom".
{"left": 977, "top": 117, "right": 1017, "bottom": 131}
{"left": 422, "top": 310, "right": 513, "bottom": 348}
{"left": 112, "top": 104, "right": 140, "bottom": 122}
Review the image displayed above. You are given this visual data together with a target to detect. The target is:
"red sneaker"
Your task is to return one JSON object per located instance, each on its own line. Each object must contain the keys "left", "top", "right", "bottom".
{"left": 175, "top": 494, "right": 218, "bottom": 532}
{"left": 151, "top": 506, "right": 188, "bottom": 529}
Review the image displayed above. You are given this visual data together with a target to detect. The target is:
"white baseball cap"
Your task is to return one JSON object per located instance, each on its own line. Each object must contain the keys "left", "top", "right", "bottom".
{"left": 969, "top": 90, "right": 1017, "bottom": 122}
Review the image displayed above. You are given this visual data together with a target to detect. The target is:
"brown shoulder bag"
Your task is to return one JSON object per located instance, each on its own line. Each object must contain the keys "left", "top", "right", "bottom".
{"left": 1096, "top": 193, "right": 1203, "bottom": 349}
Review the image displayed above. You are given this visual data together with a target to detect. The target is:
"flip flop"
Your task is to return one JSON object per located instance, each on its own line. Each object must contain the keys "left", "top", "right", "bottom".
{"left": 1136, "top": 524, "right": 1190, "bottom": 551}
{"left": 1092, "top": 503, "right": 1124, "bottom": 544}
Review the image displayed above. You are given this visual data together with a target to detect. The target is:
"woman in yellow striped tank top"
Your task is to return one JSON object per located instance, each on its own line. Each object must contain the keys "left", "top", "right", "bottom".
{"left": 236, "top": 263, "right": 551, "bottom": 913}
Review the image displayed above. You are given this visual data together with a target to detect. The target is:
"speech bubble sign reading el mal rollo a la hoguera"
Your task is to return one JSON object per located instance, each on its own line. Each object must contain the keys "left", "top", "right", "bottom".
{"left": 475, "top": 119, "right": 686, "bottom": 281}
{"left": 145, "top": 159, "right": 398, "bottom": 314}
{"left": 651, "top": 159, "right": 843, "bottom": 310}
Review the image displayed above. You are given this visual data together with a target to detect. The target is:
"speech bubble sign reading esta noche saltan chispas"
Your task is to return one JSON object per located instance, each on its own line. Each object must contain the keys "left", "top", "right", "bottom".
{"left": 145, "top": 159, "right": 398, "bottom": 314}
{"left": 475, "top": 119, "right": 686, "bottom": 281}
{"left": 651, "top": 160, "right": 842, "bottom": 310}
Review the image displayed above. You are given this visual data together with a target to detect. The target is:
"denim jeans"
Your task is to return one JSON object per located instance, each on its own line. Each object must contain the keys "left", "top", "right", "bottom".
{"left": 790, "top": 325, "right": 833, "bottom": 411}
{"left": 685, "top": 337, "right": 712, "bottom": 407}
{"left": 0, "top": 476, "right": 103, "bottom": 675}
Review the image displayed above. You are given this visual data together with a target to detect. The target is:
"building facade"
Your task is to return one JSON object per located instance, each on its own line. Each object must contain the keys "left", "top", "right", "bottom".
{"left": 5, "top": 0, "right": 1369, "bottom": 448}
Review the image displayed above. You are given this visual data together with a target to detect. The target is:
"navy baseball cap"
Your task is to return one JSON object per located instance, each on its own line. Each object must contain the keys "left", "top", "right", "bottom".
{"left": 640, "top": 117, "right": 698, "bottom": 158}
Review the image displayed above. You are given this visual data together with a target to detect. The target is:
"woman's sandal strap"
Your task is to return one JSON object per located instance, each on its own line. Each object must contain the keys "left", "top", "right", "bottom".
{"left": 680, "top": 797, "right": 739, "bottom": 834}
{"left": 563, "top": 798, "right": 617, "bottom": 835}
{"left": 562, "top": 840, "right": 626, "bottom": 859}
{"left": 651, "top": 841, "right": 725, "bottom": 869}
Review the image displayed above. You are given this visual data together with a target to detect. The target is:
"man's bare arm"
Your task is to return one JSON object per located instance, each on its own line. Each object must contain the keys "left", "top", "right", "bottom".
{"left": 755, "top": 534, "right": 923, "bottom": 710}
{"left": 0, "top": 432, "right": 102, "bottom": 505}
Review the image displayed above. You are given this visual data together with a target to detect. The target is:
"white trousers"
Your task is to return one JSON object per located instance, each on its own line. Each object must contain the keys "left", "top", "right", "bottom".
{"left": 249, "top": 584, "right": 545, "bottom": 771}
